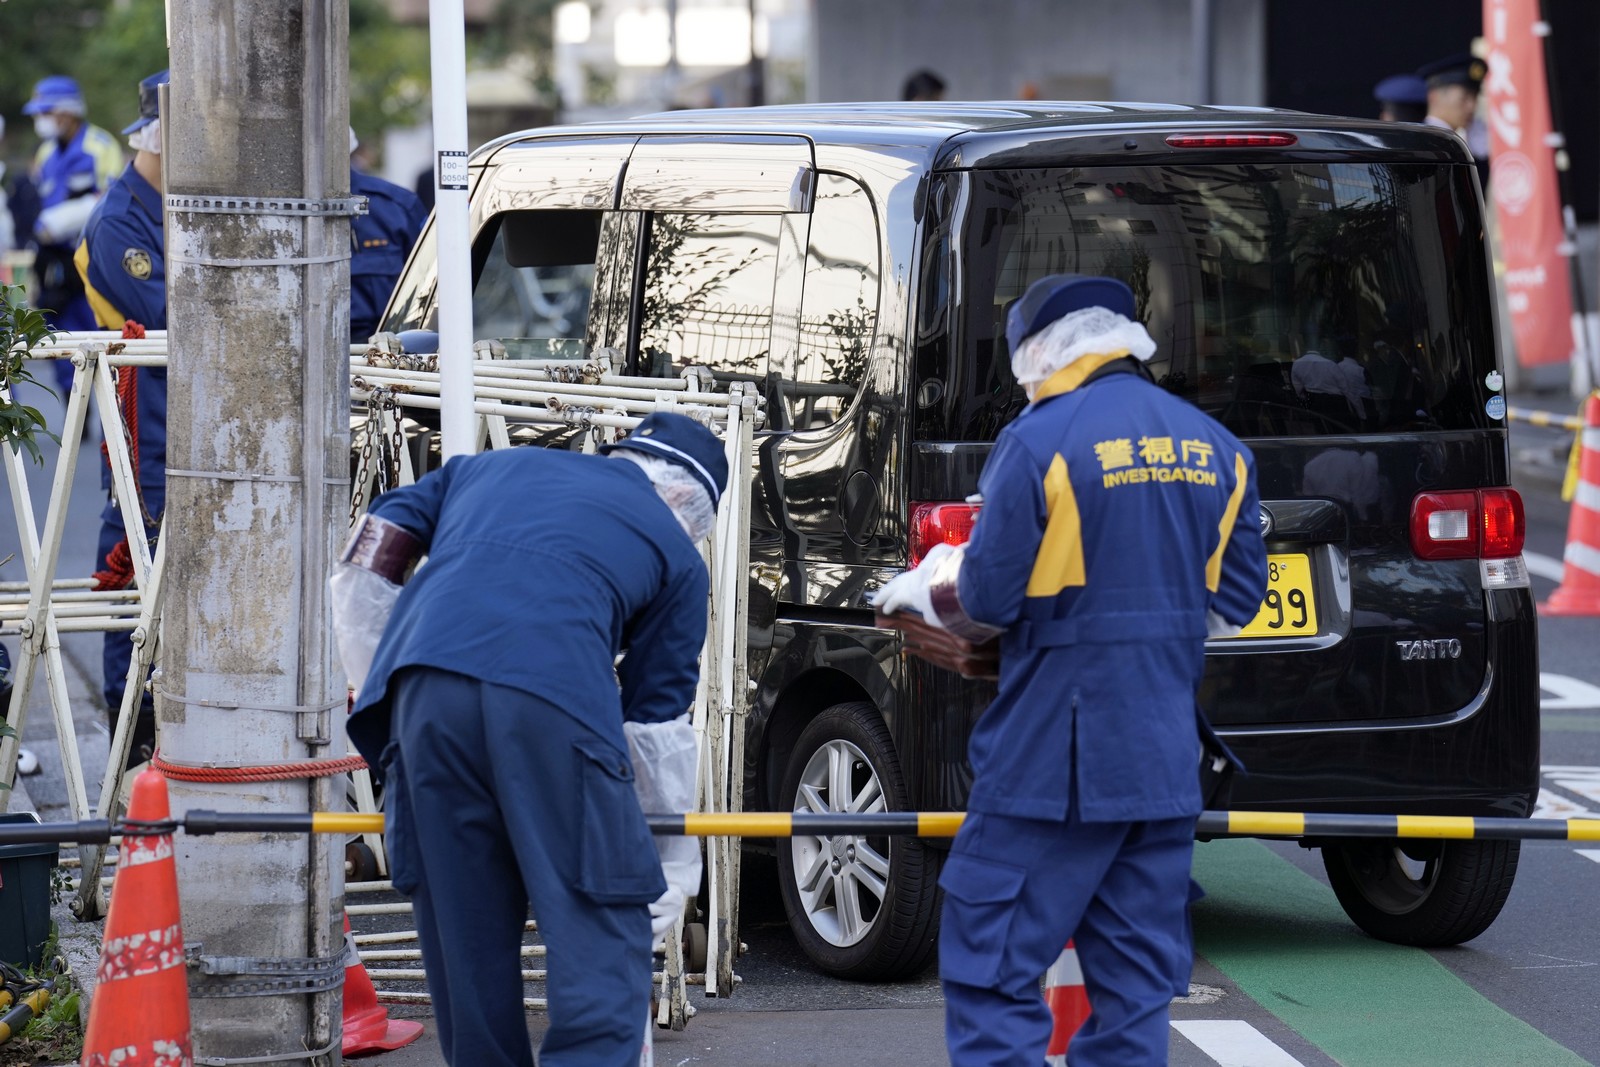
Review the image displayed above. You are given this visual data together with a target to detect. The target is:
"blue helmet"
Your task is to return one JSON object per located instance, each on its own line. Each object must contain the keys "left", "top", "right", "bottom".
{"left": 23, "top": 75, "right": 86, "bottom": 117}
{"left": 123, "top": 70, "right": 171, "bottom": 135}
{"left": 1373, "top": 74, "right": 1428, "bottom": 107}
{"left": 1005, "top": 274, "right": 1137, "bottom": 353}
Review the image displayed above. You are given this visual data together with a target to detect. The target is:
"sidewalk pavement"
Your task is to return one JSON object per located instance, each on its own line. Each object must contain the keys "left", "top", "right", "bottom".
{"left": 369, "top": 1004, "right": 952, "bottom": 1067}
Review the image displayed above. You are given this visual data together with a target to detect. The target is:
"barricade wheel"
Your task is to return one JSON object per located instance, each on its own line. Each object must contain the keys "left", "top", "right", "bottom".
{"left": 1321, "top": 837, "right": 1520, "bottom": 946}
{"left": 775, "top": 702, "right": 939, "bottom": 980}
{"left": 345, "top": 840, "right": 380, "bottom": 884}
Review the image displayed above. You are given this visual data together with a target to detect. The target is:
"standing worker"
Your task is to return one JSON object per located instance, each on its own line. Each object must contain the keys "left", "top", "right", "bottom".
{"left": 348, "top": 129, "right": 426, "bottom": 344}
{"left": 74, "top": 69, "right": 170, "bottom": 765}
{"left": 23, "top": 75, "right": 123, "bottom": 395}
{"left": 336, "top": 412, "right": 726, "bottom": 1067}
{"left": 1373, "top": 73, "right": 1428, "bottom": 123}
{"left": 874, "top": 275, "right": 1268, "bottom": 1066}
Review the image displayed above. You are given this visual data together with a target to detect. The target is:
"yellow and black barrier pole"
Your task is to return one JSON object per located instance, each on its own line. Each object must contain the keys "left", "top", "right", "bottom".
{"left": 9, "top": 810, "right": 1600, "bottom": 845}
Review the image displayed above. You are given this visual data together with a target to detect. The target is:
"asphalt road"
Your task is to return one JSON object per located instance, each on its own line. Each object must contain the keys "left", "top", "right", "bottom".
{"left": 6, "top": 389, "right": 1600, "bottom": 1065}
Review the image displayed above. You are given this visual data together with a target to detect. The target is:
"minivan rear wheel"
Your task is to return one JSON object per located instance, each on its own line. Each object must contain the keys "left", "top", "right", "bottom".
{"left": 775, "top": 702, "right": 939, "bottom": 979}
{"left": 1321, "top": 837, "right": 1519, "bottom": 946}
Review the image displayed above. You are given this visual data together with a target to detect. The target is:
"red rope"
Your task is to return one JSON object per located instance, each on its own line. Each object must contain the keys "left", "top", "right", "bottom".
{"left": 92, "top": 537, "right": 136, "bottom": 591}
{"left": 152, "top": 752, "right": 367, "bottom": 783}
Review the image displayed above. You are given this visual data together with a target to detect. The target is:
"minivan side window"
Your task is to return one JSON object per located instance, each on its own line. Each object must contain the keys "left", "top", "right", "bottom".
{"left": 472, "top": 210, "right": 601, "bottom": 360}
{"left": 633, "top": 213, "right": 782, "bottom": 380}
{"left": 792, "top": 174, "right": 879, "bottom": 430}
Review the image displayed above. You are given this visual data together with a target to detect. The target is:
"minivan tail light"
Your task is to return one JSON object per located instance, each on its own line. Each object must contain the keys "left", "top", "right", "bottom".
{"left": 909, "top": 502, "right": 982, "bottom": 567}
{"left": 1410, "top": 489, "right": 1525, "bottom": 560}
{"left": 1164, "top": 133, "right": 1298, "bottom": 149}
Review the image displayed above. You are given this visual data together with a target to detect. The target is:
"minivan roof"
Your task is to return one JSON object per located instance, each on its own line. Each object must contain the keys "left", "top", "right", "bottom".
{"left": 476, "top": 101, "right": 1474, "bottom": 171}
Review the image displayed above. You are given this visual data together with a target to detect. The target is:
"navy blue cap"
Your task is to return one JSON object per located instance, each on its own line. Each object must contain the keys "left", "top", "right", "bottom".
{"left": 1373, "top": 74, "right": 1428, "bottom": 106}
{"left": 1005, "top": 274, "right": 1136, "bottom": 353}
{"left": 123, "top": 70, "right": 170, "bottom": 135}
{"left": 1417, "top": 53, "right": 1485, "bottom": 91}
{"left": 23, "top": 75, "right": 85, "bottom": 116}
{"left": 601, "top": 412, "right": 729, "bottom": 506}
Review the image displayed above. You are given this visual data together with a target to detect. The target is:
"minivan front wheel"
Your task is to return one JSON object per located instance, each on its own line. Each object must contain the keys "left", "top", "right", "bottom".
{"left": 775, "top": 702, "right": 939, "bottom": 979}
{"left": 1321, "top": 837, "right": 1519, "bottom": 946}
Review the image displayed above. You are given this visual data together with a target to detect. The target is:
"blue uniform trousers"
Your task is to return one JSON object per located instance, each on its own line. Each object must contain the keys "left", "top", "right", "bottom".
{"left": 384, "top": 667, "right": 659, "bottom": 1067}
{"left": 939, "top": 811, "right": 1196, "bottom": 1067}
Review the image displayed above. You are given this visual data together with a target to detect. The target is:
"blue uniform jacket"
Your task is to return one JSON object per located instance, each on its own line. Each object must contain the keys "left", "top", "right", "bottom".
{"left": 957, "top": 357, "right": 1268, "bottom": 822}
{"left": 32, "top": 123, "right": 121, "bottom": 328}
{"left": 347, "top": 448, "right": 710, "bottom": 767}
{"left": 349, "top": 168, "right": 426, "bottom": 343}
{"left": 75, "top": 164, "right": 168, "bottom": 521}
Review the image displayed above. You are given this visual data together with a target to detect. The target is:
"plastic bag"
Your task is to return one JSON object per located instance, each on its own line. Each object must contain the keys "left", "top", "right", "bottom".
{"left": 624, "top": 713, "right": 702, "bottom": 942}
{"left": 328, "top": 562, "right": 401, "bottom": 695}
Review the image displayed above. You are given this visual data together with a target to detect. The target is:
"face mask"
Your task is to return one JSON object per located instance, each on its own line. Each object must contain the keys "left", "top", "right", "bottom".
{"left": 33, "top": 116, "right": 60, "bottom": 142}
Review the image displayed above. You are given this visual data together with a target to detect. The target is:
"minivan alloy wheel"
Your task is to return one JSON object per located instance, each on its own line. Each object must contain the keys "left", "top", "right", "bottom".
{"left": 775, "top": 702, "right": 940, "bottom": 979}
{"left": 788, "top": 736, "right": 891, "bottom": 947}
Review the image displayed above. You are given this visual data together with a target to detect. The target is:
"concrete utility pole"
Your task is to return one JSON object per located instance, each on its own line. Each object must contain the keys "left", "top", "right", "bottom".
{"left": 165, "top": 0, "right": 352, "bottom": 1060}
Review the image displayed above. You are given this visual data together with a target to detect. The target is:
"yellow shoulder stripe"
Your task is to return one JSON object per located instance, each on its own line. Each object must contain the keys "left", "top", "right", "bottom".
{"left": 1027, "top": 453, "right": 1086, "bottom": 596}
{"left": 74, "top": 241, "right": 127, "bottom": 330}
{"left": 1205, "top": 451, "right": 1249, "bottom": 593}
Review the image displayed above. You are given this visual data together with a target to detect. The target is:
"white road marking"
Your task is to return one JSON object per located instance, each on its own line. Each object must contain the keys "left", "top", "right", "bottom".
{"left": 1576, "top": 849, "right": 1600, "bottom": 866}
{"left": 1540, "top": 673, "right": 1600, "bottom": 711}
{"left": 1511, "top": 951, "right": 1598, "bottom": 969}
{"left": 1532, "top": 787, "right": 1599, "bottom": 819}
{"left": 1545, "top": 766, "right": 1600, "bottom": 808}
{"left": 1525, "top": 550, "right": 1566, "bottom": 582}
{"left": 1171, "top": 1020, "right": 1305, "bottom": 1067}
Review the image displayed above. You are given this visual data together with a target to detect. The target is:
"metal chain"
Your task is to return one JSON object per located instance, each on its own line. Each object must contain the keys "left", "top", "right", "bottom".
{"left": 385, "top": 392, "right": 405, "bottom": 489}
{"left": 348, "top": 385, "right": 380, "bottom": 525}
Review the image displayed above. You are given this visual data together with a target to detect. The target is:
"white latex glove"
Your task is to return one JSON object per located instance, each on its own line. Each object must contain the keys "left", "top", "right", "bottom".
{"left": 328, "top": 562, "right": 402, "bottom": 695}
{"left": 625, "top": 714, "right": 702, "bottom": 946}
{"left": 870, "top": 542, "right": 958, "bottom": 621}
{"left": 1206, "top": 609, "right": 1244, "bottom": 639}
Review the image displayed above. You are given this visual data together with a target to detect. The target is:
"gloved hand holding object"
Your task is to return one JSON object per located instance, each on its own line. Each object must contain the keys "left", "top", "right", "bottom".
{"left": 624, "top": 713, "right": 703, "bottom": 942}
{"left": 329, "top": 513, "right": 422, "bottom": 694}
{"left": 869, "top": 541, "right": 959, "bottom": 621}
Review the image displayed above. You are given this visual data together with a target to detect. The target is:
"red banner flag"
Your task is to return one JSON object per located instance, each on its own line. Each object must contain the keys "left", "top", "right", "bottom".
{"left": 1483, "top": 0, "right": 1576, "bottom": 368}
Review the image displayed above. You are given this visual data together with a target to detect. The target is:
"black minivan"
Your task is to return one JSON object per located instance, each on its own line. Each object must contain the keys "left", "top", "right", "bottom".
{"left": 373, "top": 103, "right": 1538, "bottom": 980}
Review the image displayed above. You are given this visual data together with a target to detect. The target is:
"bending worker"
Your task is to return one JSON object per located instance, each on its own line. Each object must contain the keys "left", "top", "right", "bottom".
{"left": 336, "top": 412, "right": 726, "bottom": 1067}
{"left": 875, "top": 275, "right": 1268, "bottom": 1066}
{"left": 75, "top": 69, "right": 170, "bottom": 766}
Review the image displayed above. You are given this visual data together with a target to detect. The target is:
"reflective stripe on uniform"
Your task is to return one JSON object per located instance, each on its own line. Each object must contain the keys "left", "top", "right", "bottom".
{"left": 1206, "top": 451, "right": 1249, "bottom": 593}
{"left": 1027, "top": 453, "right": 1086, "bottom": 596}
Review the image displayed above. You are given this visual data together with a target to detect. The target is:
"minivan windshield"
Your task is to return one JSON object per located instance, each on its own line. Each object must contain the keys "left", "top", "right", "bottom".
{"left": 914, "top": 163, "right": 1498, "bottom": 441}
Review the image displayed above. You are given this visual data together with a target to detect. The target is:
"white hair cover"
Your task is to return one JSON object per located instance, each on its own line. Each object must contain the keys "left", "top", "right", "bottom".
{"left": 613, "top": 450, "right": 717, "bottom": 543}
{"left": 1010, "top": 305, "right": 1158, "bottom": 388}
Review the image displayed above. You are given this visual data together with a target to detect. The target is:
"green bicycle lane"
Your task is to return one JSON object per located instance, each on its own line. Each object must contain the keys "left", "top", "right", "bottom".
{"left": 1191, "top": 839, "right": 1592, "bottom": 1067}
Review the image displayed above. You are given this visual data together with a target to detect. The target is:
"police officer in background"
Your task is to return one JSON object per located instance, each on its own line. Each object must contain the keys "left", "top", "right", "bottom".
{"left": 24, "top": 75, "right": 123, "bottom": 394}
{"left": 349, "top": 129, "right": 427, "bottom": 344}
{"left": 1373, "top": 73, "right": 1428, "bottom": 123}
{"left": 74, "top": 70, "right": 169, "bottom": 764}
{"left": 875, "top": 275, "right": 1268, "bottom": 1066}
{"left": 1418, "top": 53, "right": 1489, "bottom": 186}
{"left": 336, "top": 412, "right": 726, "bottom": 1067}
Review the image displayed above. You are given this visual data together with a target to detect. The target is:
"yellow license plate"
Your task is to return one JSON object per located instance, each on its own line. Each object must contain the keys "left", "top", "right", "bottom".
{"left": 1232, "top": 553, "right": 1318, "bottom": 638}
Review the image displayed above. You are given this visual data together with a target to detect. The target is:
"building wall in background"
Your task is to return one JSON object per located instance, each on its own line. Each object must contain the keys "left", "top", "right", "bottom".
{"left": 809, "top": 0, "right": 1265, "bottom": 106}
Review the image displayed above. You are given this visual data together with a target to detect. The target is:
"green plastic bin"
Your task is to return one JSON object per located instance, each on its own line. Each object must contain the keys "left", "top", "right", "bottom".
{"left": 0, "top": 812, "right": 58, "bottom": 970}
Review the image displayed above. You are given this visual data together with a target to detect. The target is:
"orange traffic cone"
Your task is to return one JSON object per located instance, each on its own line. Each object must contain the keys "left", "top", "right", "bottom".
{"left": 80, "top": 769, "right": 192, "bottom": 1067}
{"left": 1544, "top": 392, "right": 1600, "bottom": 616}
{"left": 1044, "top": 940, "right": 1091, "bottom": 1065}
{"left": 342, "top": 912, "right": 424, "bottom": 1056}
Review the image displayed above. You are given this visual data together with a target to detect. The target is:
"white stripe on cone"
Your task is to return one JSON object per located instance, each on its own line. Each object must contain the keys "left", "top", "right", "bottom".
{"left": 1045, "top": 942, "right": 1091, "bottom": 1067}
{"left": 1567, "top": 540, "right": 1600, "bottom": 579}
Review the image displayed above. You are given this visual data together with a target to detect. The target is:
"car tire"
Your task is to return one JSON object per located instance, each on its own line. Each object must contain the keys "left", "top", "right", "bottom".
{"left": 1321, "top": 837, "right": 1519, "bottom": 946}
{"left": 775, "top": 701, "right": 940, "bottom": 979}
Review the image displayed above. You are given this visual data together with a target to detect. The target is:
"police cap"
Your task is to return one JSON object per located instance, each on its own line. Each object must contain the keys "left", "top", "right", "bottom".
{"left": 600, "top": 412, "right": 729, "bottom": 507}
{"left": 1417, "top": 53, "right": 1486, "bottom": 92}
{"left": 1006, "top": 274, "right": 1137, "bottom": 353}
{"left": 123, "top": 70, "right": 170, "bottom": 135}
{"left": 23, "top": 75, "right": 86, "bottom": 117}
{"left": 1373, "top": 74, "right": 1428, "bottom": 107}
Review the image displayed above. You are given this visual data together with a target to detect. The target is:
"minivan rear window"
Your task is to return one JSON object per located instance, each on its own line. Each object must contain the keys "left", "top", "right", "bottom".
{"left": 914, "top": 163, "right": 1497, "bottom": 442}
